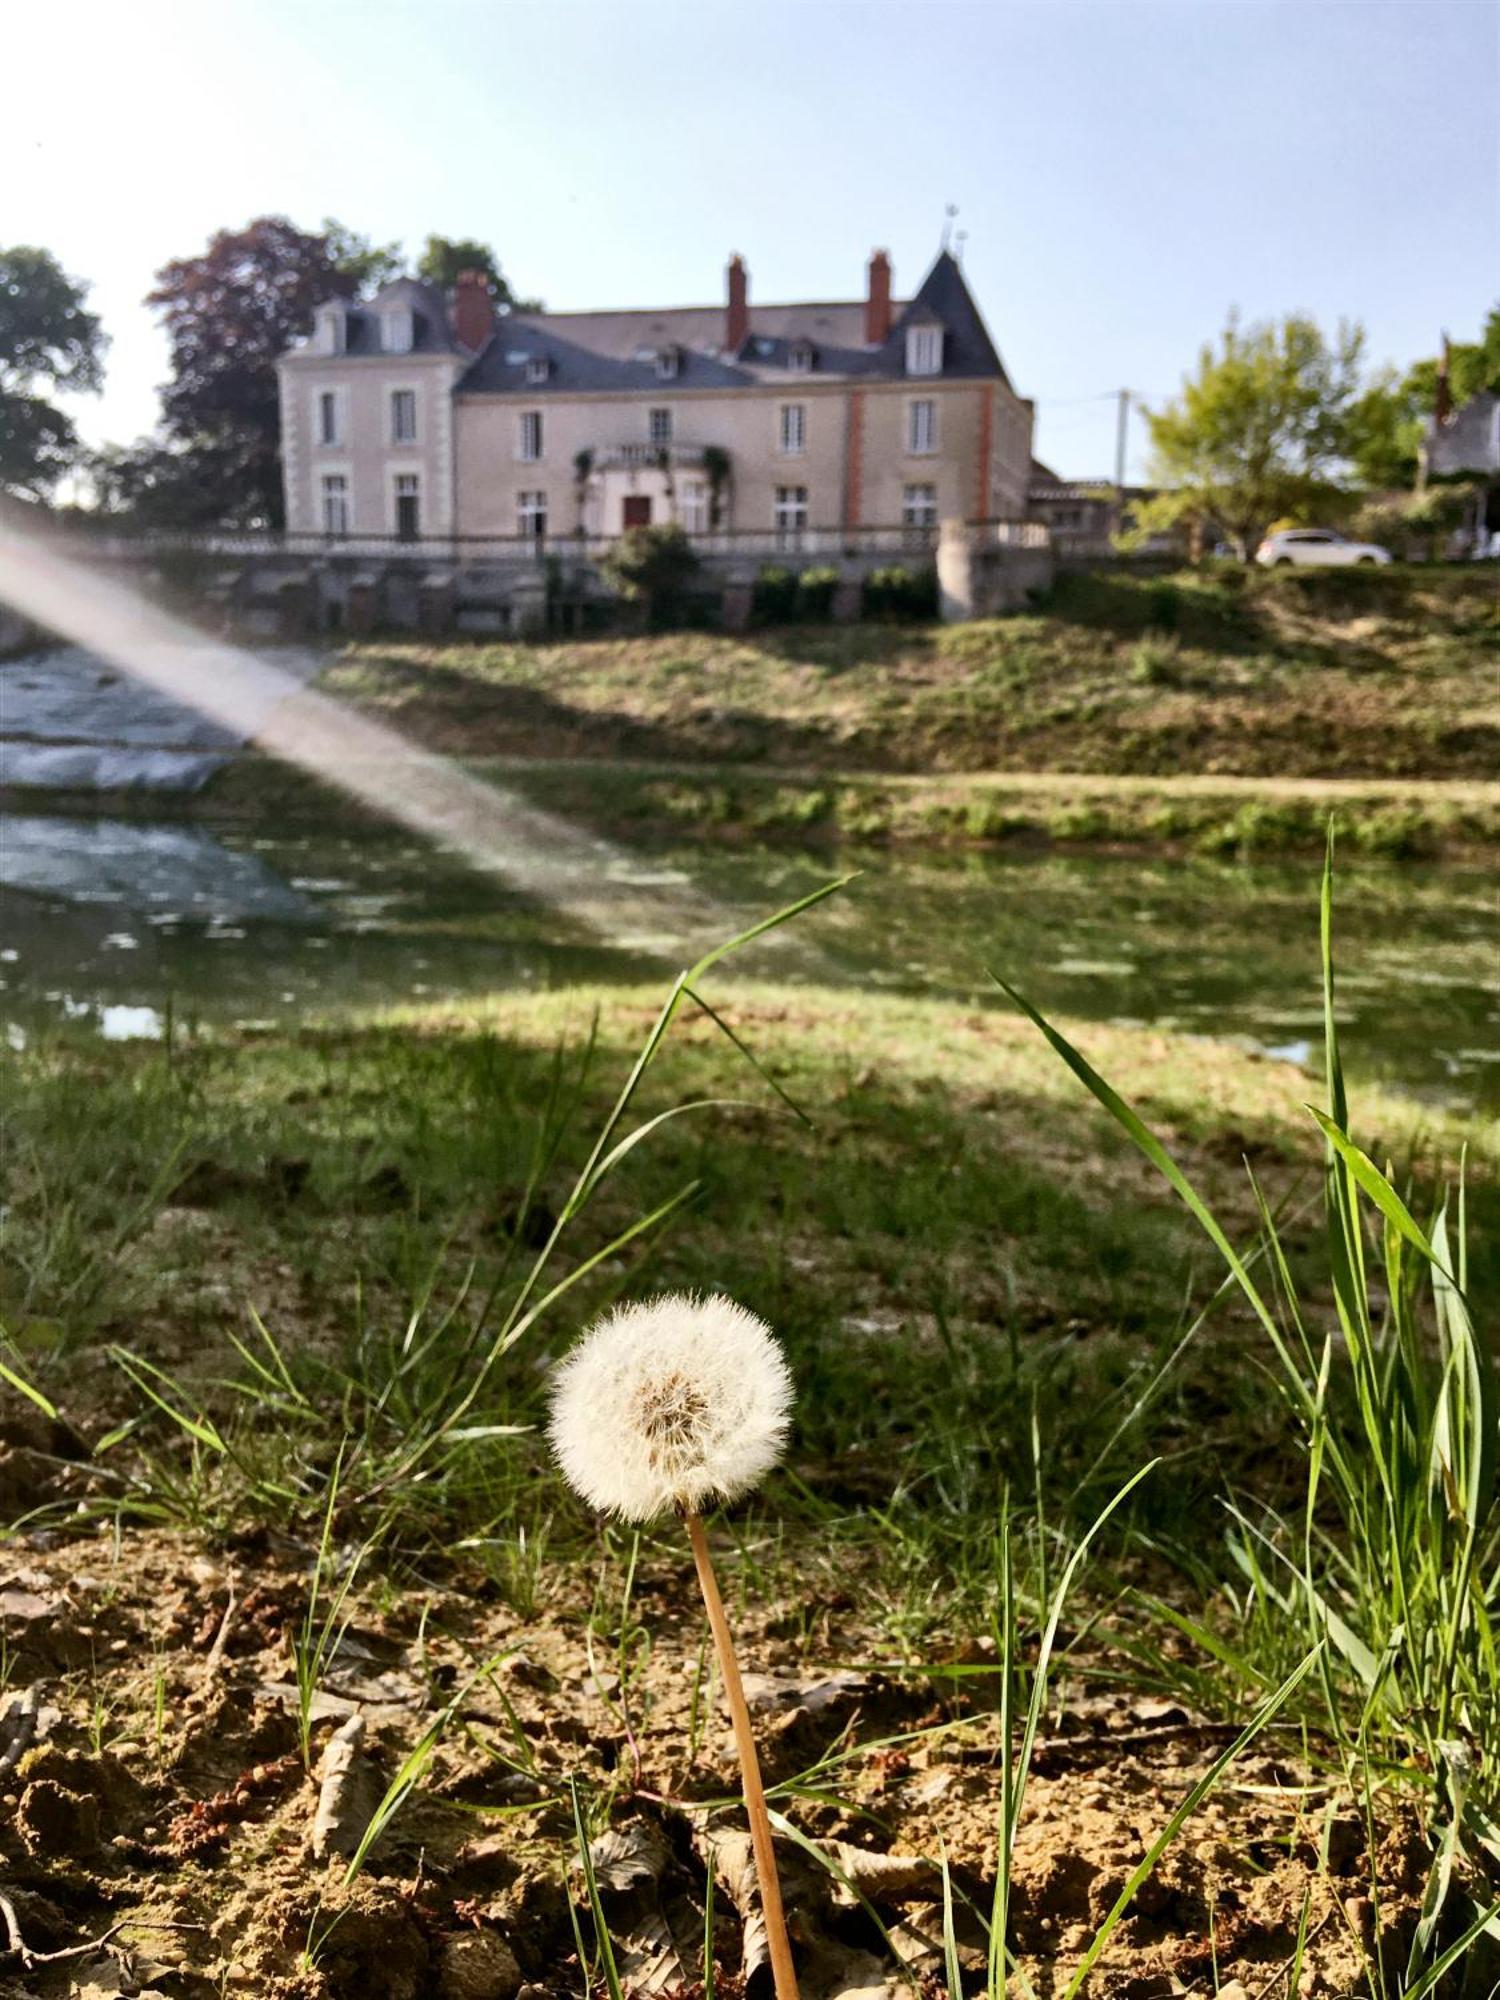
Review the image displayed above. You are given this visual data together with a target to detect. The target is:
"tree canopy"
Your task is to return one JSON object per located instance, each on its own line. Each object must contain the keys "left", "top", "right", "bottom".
{"left": 415, "top": 235, "right": 536, "bottom": 310}
{"left": 1342, "top": 307, "right": 1500, "bottom": 489}
{"left": 1137, "top": 312, "right": 1365, "bottom": 556}
{"left": 0, "top": 246, "right": 106, "bottom": 497}
{"left": 143, "top": 216, "right": 359, "bottom": 526}
{"left": 116, "top": 219, "right": 535, "bottom": 528}
{"left": 321, "top": 218, "right": 407, "bottom": 291}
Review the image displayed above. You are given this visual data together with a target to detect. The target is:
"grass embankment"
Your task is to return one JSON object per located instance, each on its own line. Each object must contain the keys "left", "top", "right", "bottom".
{"left": 288, "top": 563, "right": 1498, "bottom": 856}
{"left": 2, "top": 959, "right": 1496, "bottom": 1993}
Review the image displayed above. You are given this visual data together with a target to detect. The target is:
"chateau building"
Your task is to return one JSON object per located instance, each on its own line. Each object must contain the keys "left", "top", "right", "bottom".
{"left": 275, "top": 248, "right": 1035, "bottom": 547}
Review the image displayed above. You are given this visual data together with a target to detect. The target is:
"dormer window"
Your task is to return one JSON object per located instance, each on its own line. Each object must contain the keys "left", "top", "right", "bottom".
{"left": 316, "top": 305, "right": 346, "bottom": 355}
{"left": 789, "top": 341, "right": 816, "bottom": 374}
{"left": 906, "top": 325, "right": 944, "bottom": 376}
{"left": 655, "top": 345, "right": 681, "bottom": 380}
{"left": 525, "top": 356, "right": 551, "bottom": 384}
{"left": 381, "top": 307, "right": 414, "bottom": 355}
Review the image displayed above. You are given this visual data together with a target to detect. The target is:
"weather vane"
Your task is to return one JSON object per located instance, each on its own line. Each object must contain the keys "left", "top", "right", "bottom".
{"left": 941, "top": 202, "right": 958, "bottom": 251}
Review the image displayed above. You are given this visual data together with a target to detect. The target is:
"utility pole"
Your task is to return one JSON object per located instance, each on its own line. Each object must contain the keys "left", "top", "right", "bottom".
{"left": 1113, "top": 388, "right": 1133, "bottom": 540}
{"left": 1114, "top": 388, "right": 1131, "bottom": 497}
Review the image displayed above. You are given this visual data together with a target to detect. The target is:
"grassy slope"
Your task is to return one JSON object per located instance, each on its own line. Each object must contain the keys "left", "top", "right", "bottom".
{"left": 288, "top": 564, "right": 1497, "bottom": 856}
{"left": 10, "top": 567, "right": 1494, "bottom": 854}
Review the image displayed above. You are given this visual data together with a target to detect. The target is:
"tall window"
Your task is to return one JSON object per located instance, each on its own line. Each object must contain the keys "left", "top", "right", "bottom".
{"left": 518, "top": 410, "right": 543, "bottom": 462}
{"left": 903, "top": 483, "right": 938, "bottom": 547}
{"left": 381, "top": 308, "right": 414, "bottom": 355}
{"left": 394, "top": 472, "right": 420, "bottom": 541}
{"left": 906, "top": 326, "right": 943, "bottom": 375}
{"left": 774, "top": 485, "right": 808, "bottom": 547}
{"left": 317, "top": 390, "right": 339, "bottom": 446}
{"left": 390, "top": 389, "right": 417, "bottom": 444}
{"left": 908, "top": 398, "right": 938, "bottom": 454}
{"left": 321, "top": 473, "right": 348, "bottom": 537}
{"left": 649, "top": 407, "right": 673, "bottom": 446}
{"left": 902, "top": 483, "right": 938, "bottom": 528}
{"left": 518, "top": 490, "right": 548, "bottom": 539}
{"left": 779, "top": 403, "right": 806, "bottom": 456}
{"left": 679, "top": 480, "right": 709, "bottom": 534}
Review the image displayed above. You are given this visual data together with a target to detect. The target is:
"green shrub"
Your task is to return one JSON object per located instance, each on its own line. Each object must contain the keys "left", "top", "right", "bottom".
{"left": 1349, "top": 805, "right": 1431, "bottom": 859}
{"left": 1193, "top": 800, "right": 1317, "bottom": 855}
{"left": 753, "top": 785, "right": 834, "bottom": 830}
{"left": 600, "top": 525, "right": 702, "bottom": 628}
{"left": 751, "top": 566, "right": 798, "bottom": 624}
{"left": 865, "top": 565, "right": 938, "bottom": 620}
{"left": 795, "top": 566, "right": 841, "bottom": 621}
{"left": 1047, "top": 803, "right": 1112, "bottom": 843}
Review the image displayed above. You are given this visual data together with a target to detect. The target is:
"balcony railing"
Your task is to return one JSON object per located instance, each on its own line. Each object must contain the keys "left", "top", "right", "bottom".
{"left": 975, "top": 518, "right": 1052, "bottom": 550}
{"left": 77, "top": 519, "right": 1050, "bottom": 565}
{"left": 591, "top": 443, "right": 708, "bottom": 470}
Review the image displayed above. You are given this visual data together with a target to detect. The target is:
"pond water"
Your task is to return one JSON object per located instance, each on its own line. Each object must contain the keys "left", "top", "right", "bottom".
{"left": 1, "top": 810, "right": 1494, "bottom": 1114}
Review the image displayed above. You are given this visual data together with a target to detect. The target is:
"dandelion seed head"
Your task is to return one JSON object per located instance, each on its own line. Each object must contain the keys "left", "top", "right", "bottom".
{"left": 547, "top": 1293, "right": 794, "bottom": 1522}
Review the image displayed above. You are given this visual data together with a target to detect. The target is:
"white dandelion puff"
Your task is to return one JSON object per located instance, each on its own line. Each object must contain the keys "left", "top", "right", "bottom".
{"left": 547, "top": 1292, "right": 794, "bottom": 1523}
{"left": 549, "top": 1290, "right": 801, "bottom": 1998}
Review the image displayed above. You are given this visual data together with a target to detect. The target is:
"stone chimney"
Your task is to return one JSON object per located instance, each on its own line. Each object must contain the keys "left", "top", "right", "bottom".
{"left": 866, "top": 250, "right": 893, "bottom": 346}
{"left": 1435, "top": 332, "right": 1452, "bottom": 425}
{"left": 725, "top": 254, "right": 749, "bottom": 352}
{"left": 453, "top": 268, "right": 495, "bottom": 352}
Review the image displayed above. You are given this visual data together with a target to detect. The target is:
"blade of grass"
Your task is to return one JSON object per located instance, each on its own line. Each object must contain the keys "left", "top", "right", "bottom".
{"left": 569, "top": 1776, "right": 625, "bottom": 2000}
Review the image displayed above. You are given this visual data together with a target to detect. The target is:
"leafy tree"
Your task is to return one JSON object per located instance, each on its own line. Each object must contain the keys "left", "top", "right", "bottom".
{"left": 146, "top": 216, "right": 358, "bottom": 526}
{"left": 0, "top": 246, "right": 106, "bottom": 497}
{"left": 1344, "top": 307, "right": 1500, "bottom": 491}
{"left": 321, "top": 218, "right": 406, "bottom": 290}
{"left": 88, "top": 437, "right": 244, "bottom": 528}
{"left": 415, "top": 235, "right": 537, "bottom": 310}
{"left": 1343, "top": 369, "right": 1427, "bottom": 489}
{"left": 1138, "top": 312, "right": 1365, "bottom": 558}
{"left": 1430, "top": 306, "right": 1500, "bottom": 405}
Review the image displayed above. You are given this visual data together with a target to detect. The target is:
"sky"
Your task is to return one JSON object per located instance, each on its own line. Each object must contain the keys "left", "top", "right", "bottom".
{"left": 5, "top": 0, "right": 1496, "bottom": 483}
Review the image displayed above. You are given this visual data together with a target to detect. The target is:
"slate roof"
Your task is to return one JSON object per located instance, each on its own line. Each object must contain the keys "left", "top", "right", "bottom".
{"left": 1426, "top": 390, "right": 1500, "bottom": 476}
{"left": 458, "top": 251, "right": 1012, "bottom": 396}
{"left": 281, "top": 278, "right": 463, "bottom": 362}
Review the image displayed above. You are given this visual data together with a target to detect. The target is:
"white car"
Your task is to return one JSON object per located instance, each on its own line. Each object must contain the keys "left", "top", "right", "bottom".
{"left": 1256, "top": 529, "right": 1392, "bottom": 568}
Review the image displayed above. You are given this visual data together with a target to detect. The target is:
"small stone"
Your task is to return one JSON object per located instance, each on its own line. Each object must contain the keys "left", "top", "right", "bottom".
{"left": 438, "top": 1930, "right": 523, "bottom": 2000}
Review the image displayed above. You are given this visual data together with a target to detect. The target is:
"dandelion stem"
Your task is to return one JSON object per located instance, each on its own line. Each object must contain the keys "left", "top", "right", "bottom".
{"left": 685, "top": 1511, "right": 798, "bottom": 2000}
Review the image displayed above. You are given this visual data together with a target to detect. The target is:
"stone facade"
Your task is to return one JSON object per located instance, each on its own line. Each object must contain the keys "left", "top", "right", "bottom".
{"left": 276, "top": 249, "right": 1035, "bottom": 546}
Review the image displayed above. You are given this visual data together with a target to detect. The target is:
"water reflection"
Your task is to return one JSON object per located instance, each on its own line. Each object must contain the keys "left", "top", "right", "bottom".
{"left": 1, "top": 814, "right": 308, "bottom": 919}
{"left": 0, "top": 810, "right": 1494, "bottom": 1113}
